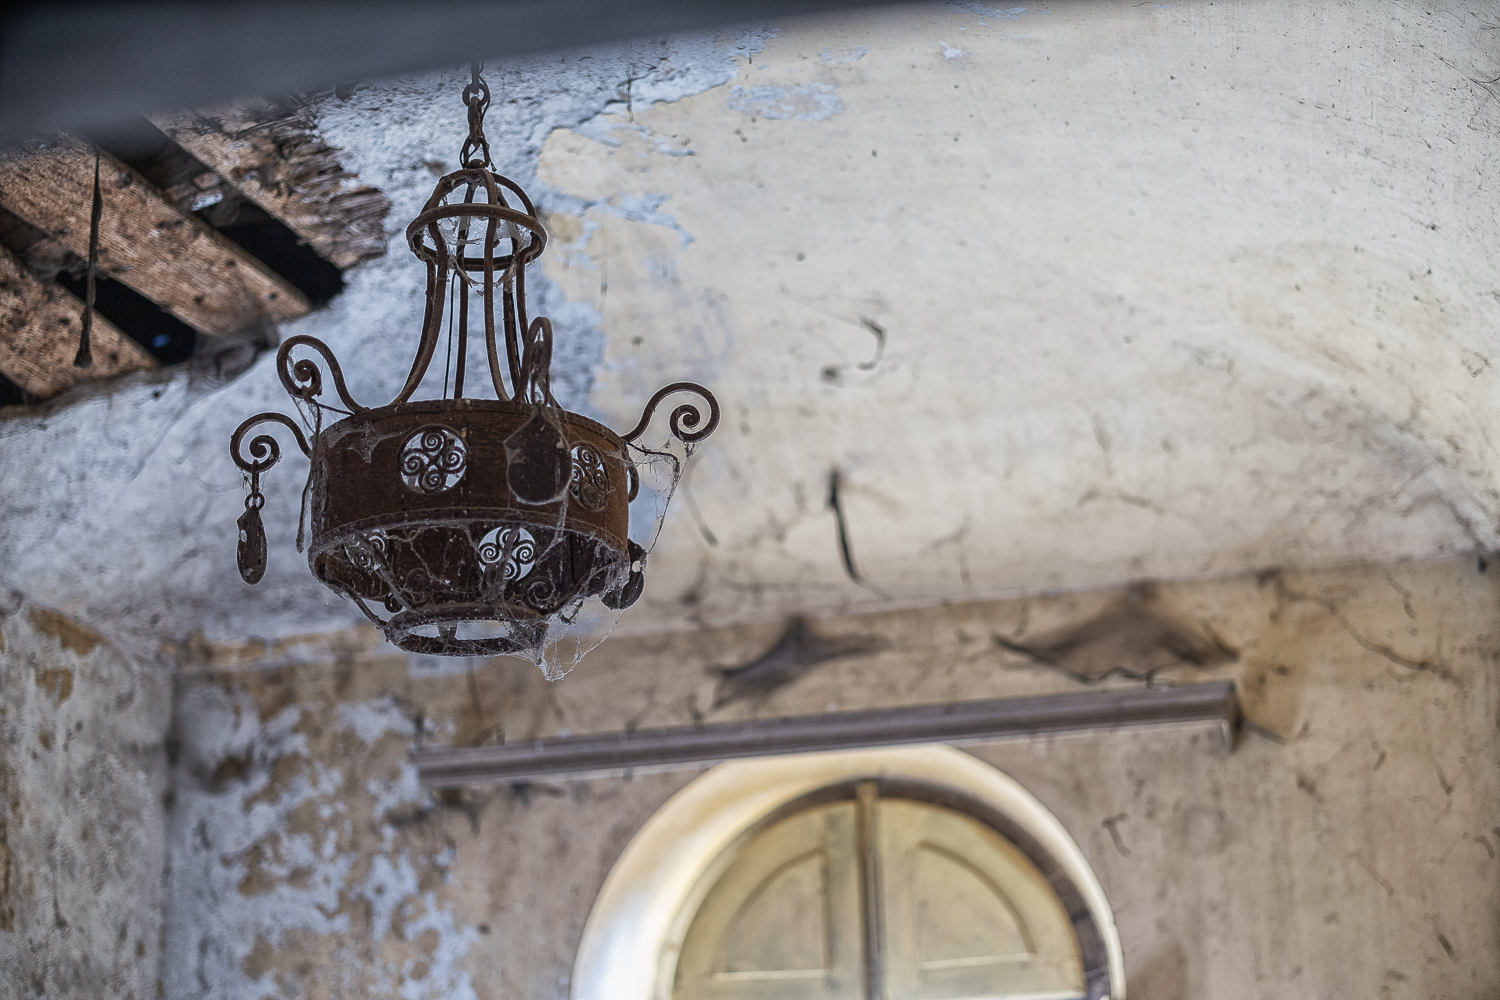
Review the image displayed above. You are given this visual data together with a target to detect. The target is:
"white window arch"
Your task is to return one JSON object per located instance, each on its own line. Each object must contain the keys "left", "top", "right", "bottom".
{"left": 572, "top": 746, "right": 1125, "bottom": 1000}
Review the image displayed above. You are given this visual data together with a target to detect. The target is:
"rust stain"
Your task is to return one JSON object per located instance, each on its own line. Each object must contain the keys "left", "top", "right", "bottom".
{"left": 243, "top": 754, "right": 307, "bottom": 812}
{"left": 0, "top": 759, "right": 15, "bottom": 932}
{"left": 0, "top": 831, "right": 11, "bottom": 932}
{"left": 242, "top": 936, "right": 276, "bottom": 978}
{"left": 238, "top": 866, "right": 278, "bottom": 897}
{"left": 27, "top": 606, "right": 100, "bottom": 657}
{"left": 35, "top": 666, "right": 73, "bottom": 705}
{"left": 236, "top": 842, "right": 304, "bottom": 897}
{"left": 211, "top": 754, "right": 250, "bottom": 789}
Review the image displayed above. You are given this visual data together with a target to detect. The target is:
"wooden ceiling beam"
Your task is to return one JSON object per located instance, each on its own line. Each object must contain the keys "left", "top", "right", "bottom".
{"left": 0, "top": 245, "right": 155, "bottom": 398}
{"left": 0, "top": 135, "right": 309, "bottom": 341}
{"left": 152, "top": 101, "right": 389, "bottom": 270}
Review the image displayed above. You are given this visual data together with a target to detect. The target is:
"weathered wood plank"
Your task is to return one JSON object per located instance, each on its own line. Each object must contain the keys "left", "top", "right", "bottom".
{"left": 0, "top": 246, "right": 156, "bottom": 398}
{"left": 153, "top": 100, "right": 389, "bottom": 270}
{"left": 0, "top": 135, "right": 309, "bottom": 340}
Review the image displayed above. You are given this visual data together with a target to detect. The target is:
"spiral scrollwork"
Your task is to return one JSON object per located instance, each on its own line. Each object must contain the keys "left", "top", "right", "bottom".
{"left": 344, "top": 531, "right": 389, "bottom": 573}
{"left": 620, "top": 382, "right": 721, "bottom": 446}
{"left": 399, "top": 426, "right": 468, "bottom": 494}
{"left": 277, "top": 335, "right": 367, "bottom": 412}
{"left": 230, "top": 412, "right": 312, "bottom": 474}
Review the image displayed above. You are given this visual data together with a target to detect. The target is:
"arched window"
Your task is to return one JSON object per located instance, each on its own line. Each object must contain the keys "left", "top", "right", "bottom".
{"left": 573, "top": 747, "right": 1123, "bottom": 1000}
{"left": 674, "top": 782, "right": 1086, "bottom": 999}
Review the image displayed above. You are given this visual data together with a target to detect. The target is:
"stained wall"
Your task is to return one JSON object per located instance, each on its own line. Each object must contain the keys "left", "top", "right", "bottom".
{"left": 0, "top": 595, "right": 172, "bottom": 999}
{"left": 152, "top": 555, "right": 1500, "bottom": 1000}
{"left": 0, "top": 10, "right": 1497, "bottom": 997}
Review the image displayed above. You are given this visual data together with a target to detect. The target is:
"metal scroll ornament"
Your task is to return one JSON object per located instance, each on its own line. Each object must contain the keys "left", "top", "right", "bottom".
{"left": 228, "top": 67, "right": 718, "bottom": 673}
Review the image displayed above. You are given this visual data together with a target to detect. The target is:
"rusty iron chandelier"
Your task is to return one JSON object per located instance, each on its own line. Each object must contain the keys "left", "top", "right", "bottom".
{"left": 229, "top": 66, "right": 719, "bottom": 674}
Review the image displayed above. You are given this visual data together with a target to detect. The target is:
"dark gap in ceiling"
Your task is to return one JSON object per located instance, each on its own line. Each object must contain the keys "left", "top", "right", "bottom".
{"left": 93, "top": 116, "right": 345, "bottom": 306}
{"left": 0, "top": 371, "right": 36, "bottom": 408}
{"left": 0, "top": 203, "right": 197, "bottom": 366}
{"left": 212, "top": 210, "right": 344, "bottom": 305}
{"left": 54, "top": 270, "right": 199, "bottom": 365}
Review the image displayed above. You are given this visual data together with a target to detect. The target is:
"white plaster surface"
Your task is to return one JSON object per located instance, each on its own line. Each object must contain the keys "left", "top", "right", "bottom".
{"left": 0, "top": 3, "right": 1498, "bottom": 664}
{"left": 546, "top": 1, "right": 1500, "bottom": 632}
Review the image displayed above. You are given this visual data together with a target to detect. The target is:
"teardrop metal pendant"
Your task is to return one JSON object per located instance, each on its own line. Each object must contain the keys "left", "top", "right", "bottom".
{"left": 602, "top": 540, "right": 647, "bottom": 610}
{"left": 505, "top": 407, "right": 570, "bottom": 505}
{"left": 237, "top": 506, "right": 267, "bottom": 584}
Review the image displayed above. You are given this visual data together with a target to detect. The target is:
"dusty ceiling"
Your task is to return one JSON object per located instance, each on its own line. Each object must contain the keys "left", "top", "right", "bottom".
{"left": 1, "top": 1, "right": 1498, "bottom": 666}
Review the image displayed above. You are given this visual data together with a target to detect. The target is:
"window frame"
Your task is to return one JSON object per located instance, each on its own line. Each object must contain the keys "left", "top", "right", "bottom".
{"left": 571, "top": 745, "right": 1125, "bottom": 1000}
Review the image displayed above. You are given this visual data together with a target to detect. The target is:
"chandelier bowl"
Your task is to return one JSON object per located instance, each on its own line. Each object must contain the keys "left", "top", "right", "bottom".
{"left": 305, "top": 399, "right": 639, "bottom": 656}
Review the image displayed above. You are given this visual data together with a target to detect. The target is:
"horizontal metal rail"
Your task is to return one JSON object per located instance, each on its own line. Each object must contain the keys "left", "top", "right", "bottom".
{"left": 416, "top": 681, "right": 1240, "bottom": 788}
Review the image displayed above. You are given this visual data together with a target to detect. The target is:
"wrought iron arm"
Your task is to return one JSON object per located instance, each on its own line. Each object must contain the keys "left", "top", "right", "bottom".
{"left": 278, "top": 335, "right": 368, "bottom": 412}
{"left": 229, "top": 411, "right": 312, "bottom": 586}
{"left": 620, "top": 382, "right": 720, "bottom": 445}
{"left": 230, "top": 411, "right": 312, "bottom": 474}
{"left": 517, "top": 315, "right": 555, "bottom": 406}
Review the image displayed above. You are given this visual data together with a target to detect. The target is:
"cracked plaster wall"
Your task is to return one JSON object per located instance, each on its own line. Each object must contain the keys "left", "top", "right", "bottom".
{"left": 0, "top": 596, "right": 172, "bottom": 999}
{"left": 1, "top": 2, "right": 1500, "bottom": 663}
{"left": 544, "top": 0, "right": 1500, "bottom": 632}
{"left": 159, "top": 556, "right": 1499, "bottom": 1000}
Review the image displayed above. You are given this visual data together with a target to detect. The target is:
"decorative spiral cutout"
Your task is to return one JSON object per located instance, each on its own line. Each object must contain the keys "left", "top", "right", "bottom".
{"left": 344, "top": 531, "right": 389, "bottom": 573}
{"left": 569, "top": 443, "right": 610, "bottom": 511}
{"left": 477, "top": 525, "right": 538, "bottom": 581}
{"left": 399, "top": 426, "right": 468, "bottom": 494}
{"left": 620, "top": 382, "right": 721, "bottom": 446}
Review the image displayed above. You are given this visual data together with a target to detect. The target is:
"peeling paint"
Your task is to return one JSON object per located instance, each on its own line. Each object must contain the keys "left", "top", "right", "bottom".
{"left": 950, "top": 3, "right": 1034, "bottom": 21}
{"left": 725, "top": 82, "right": 843, "bottom": 121}
{"left": 34, "top": 666, "right": 73, "bottom": 704}
{"left": 163, "top": 680, "right": 489, "bottom": 1000}
{"left": 0, "top": 598, "right": 171, "bottom": 998}
{"left": 820, "top": 45, "right": 868, "bottom": 64}
{"left": 6, "top": 3, "right": 1500, "bottom": 663}
{"left": 337, "top": 695, "right": 413, "bottom": 746}
{"left": 153, "top": 555, "right": 1500, "bottom": 997}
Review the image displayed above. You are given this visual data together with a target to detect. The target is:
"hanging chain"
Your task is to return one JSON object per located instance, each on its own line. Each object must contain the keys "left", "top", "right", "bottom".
{"left": 460, "top": 63, "right": 492, "bottom": 168}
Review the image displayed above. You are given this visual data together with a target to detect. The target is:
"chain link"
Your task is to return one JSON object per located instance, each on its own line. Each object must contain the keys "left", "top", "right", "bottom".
{"left": 460, "top": 63, "right": 492, "bottom": 168}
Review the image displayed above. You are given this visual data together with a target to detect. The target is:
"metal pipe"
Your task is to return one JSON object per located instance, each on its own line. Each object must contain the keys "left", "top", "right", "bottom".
{"left": 415, "top": 680, "right": 1242, "bottom": 787}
